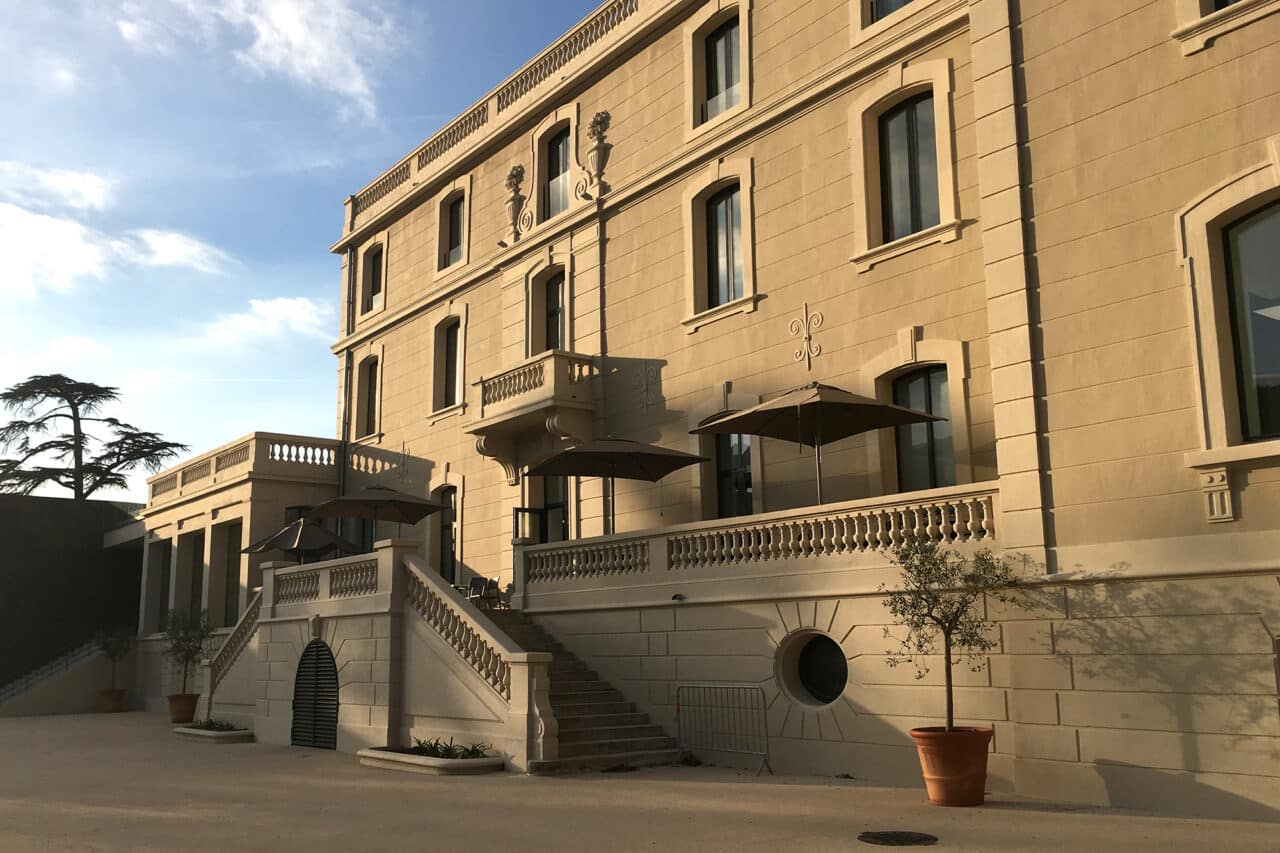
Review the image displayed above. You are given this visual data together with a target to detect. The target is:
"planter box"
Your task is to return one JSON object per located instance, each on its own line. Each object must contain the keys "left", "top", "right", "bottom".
{"left": 357, "top": 747, "right": 506, "bottom": 776}
{"left": 173, "top": 726, "right": 255, "bottom": 744}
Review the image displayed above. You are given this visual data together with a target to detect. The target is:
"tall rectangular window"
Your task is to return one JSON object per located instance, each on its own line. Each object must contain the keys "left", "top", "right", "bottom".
{"left": 362, "top": 246, "right": 384, "bottom": 313}
{"left": 706, "top": 184, "right": 743, "bottom": 309}
{"left": 359, "top": 359, "right": 378, "bottom": 437}
{"left": 442, "top": 195, "right": 464, "bottom": 269}
{"left": 542, "top": 476, "right": 569, "bottom": 543}
{"left": 442, "top": 319, "right": 460, "bottom": 408}
{"left": 544, "top": 127, "right": 571, "bottom": 220}
{"left": 222, "top": 521, "right": 241, "bottom": 627}
{"left": 1223, "top": 201, "right": 1280, "bottom": 441}
{"left": 879, "top": 93, "right": 940, "bottom": 243}
{"left": 437, "top": 486, "right": 457, "bottom": 584}
{"left": 187, "top": 530, "right": 205, "bottom": 620}
{"left": 715, "top": 433, "right": 753, "bottom": 518}
{"left": 871, "top": 0, "right": 916, "bottom": 21}
{"left": 704, "top": 17, "right": 740, "bottom": 122}
{"left": 545, "top": 272, "right": 565, "bottom": 351}
{"left": 894, "top": 366, "right": 955, "bottom": 492}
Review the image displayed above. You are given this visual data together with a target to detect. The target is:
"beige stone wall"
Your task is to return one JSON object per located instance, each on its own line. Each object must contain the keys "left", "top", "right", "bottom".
{"left": 537, "top": 569, "right": 1280, "bottom": 819}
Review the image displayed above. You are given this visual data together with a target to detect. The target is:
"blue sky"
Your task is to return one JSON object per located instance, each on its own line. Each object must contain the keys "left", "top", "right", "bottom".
{"left": 1, "top": 0, "right": 601, "bottom": 502}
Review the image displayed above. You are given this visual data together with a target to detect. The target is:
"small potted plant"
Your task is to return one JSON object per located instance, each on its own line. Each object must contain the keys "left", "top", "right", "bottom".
{"left": 880, "top": 538, "right": 1020, "bottom": 806}
{"left": 93, "top": 626, "right": 133, "bottom": 713}
{"left": 162, "top": 609, "right": 212, "bottom": 724}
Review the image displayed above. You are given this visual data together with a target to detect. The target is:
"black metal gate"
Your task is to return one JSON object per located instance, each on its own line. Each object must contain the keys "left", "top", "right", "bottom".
{"left": 291, "top": 639, "right": 338, "bottom": 749}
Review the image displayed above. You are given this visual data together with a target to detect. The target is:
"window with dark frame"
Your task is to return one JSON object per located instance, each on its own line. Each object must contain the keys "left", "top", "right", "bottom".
{"left": 703, "top": 16, "right": 740, "bottom": 122}
{"left": 893, "top": 366, "right": 955, "bottom": 492}
{"left": 706, "top": 183, "right": 744, "bottom": 309}
{"left": 543, "top": 126, "right": 572, "bottom": 220}
{"left": 878, "top": 92, "right": 940, "bottom": 244}
{"left": 441, "top": 319, "right": 460, "bottom": 408}
{"left": 545, "top": 271, "right": 565, "bottom": 351}
{"left": 871, "top": 0, "right": 916, "bottom": 22}
{"left": 1213, "top": 0, "right": 1242, "bottom": 9}
{"left": 223, "top": 521, "right": 241, "bottom": 627}
{"left": 359, "top": 359, "right": 378, "bottom": 437}
{"left": 442, "top": 195, "right": 464, "bottom": 269}
{"left": 362, "top": 246, "right": 383, "bottom": 313}
{"left": 542, "top": 476, "right": 569, "bottom": 543}
{"left": 715, "top": 432, "right": 753, "bottom": 519}
{"left": 1223, "top": 200, "right": 1280, "bottom": 442}
{"left": 437, "top": 486, "right": 457, "bottom": 584}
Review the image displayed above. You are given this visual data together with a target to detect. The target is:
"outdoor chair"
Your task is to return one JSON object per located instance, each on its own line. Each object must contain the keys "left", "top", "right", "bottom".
{"left": 465, "top": 577, "right": 486, "bottom": 604}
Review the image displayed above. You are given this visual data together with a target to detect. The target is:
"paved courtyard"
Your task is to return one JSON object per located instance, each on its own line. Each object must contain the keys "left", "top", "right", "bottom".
{"left": 1, "top": 713, "right": 1275, "bottom": 852}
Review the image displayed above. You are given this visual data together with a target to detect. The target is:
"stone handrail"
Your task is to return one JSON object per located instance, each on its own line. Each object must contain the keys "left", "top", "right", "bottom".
{"left": 401, "top": 554, "right": 522, "bottom": 701}
{"left": 330, "top": 559, "right": 379, "bottom": 598}
{"left": 342, "top": 0, "right": 665, "bottom": 232}
{"left": 275, "top": 570, "right": 319, "bottom": 605}
{"left": 521, "top": 482, "right": 1001, "bottom": 586}
{"left": 145, "top": 432, "right": 340, "bottom": 510}
{"left": 208, "top": 590, "right": 262, "bottom": 696}
{"left": 476, "top": 350, "right": 597, "bottom": 416}
{"left": 482, "top": 361, "right": 545, "bottom": 407}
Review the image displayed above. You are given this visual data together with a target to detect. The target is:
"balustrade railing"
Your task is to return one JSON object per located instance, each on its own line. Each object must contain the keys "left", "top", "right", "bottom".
{"left": 402, "top": 556, "right": 514, "bottom": 700}
{"left": 330, "top": 560, "right": 379, "bottom": 598}
{"left": 521, "top": 483, "right": 1001, "bottom": 587}
{"left": 146, "top": 432, "right": 340, "bottom": 508}
{"left": 475, "top": 351, "right": 597, "bottom": 420}
{"left": 275, "top": 570, "right": 320, "bottom": 606}
{"left": 483, "top": 361, "right": 545, "bottom": 407}
{"left": 208, "top": 591, "right": 262, "bottom": 696}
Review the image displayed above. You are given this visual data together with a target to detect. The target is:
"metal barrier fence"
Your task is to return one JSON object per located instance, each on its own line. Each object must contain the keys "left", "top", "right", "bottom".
{"left": 676, "top": 684, "right": 772, "bottom": 775}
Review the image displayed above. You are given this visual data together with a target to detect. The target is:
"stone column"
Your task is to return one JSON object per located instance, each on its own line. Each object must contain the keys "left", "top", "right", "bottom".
{"left": 506, "top": 651, "right": 556, "bottom": 770}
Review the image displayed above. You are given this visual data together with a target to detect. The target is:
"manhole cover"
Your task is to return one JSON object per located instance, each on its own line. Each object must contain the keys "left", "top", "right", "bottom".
{"left": 858, "top": 831, "right": 939, "bottom": 847}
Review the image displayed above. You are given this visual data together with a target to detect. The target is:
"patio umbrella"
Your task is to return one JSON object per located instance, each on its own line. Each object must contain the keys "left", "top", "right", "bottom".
{"left": 242, "top": 518, "right": 363, "bottom": 564}
{"left": 525, "top": 439, "right": 707, "bottom": 482}
{"left": 690, "top": 381, "right": 942, "bottom": 504}
{"left": 525, "top": 439, "right": 707, "bottom": 534}
{"left": 306, "top": 485, "right": 446, "bottom": 525}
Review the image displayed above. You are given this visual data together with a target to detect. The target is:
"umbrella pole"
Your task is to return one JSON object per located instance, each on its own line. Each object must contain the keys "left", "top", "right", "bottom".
{"left": 814, "top": 414, "right": 824, "bottom": 505}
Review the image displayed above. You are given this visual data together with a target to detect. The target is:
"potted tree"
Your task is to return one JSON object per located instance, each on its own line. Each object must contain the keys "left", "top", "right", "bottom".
{"left": 93, "top": 626, "right": 133, "bottom": 713}
{"left": 880, "top": 538, "right": 1020, "bottom": 807}
{"left": 162, "top": 609, "right": 212, "bottom": 724}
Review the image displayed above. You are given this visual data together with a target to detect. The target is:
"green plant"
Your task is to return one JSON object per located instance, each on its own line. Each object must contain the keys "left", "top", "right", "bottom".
{"left": 879, "top": 539, "right": 1021, "bottom": 731}
{"left": 93, "top": 625, "right": 133, "bottom": 690}
{"left": 162, "top": 609, "right": 213, "bottom": 695}
{"left": 188, "top": 718, "right": 246, "bottom": 732}
{"left": 407, "top": 736, "right": 491, "bottom": 759}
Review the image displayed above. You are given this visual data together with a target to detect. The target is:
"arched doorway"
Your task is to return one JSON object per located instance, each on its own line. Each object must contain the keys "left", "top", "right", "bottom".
{"left": 291, "top": 639, "right": 338, "bottom": 749}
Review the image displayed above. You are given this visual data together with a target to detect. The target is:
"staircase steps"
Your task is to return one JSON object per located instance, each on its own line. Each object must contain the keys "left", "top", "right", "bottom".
{"left": 482, "top": 608, "right": 680, "bottom": 773}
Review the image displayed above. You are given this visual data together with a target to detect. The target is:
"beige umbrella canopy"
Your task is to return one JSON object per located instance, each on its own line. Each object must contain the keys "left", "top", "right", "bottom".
{"left": 690, "top": 381, "right": 942, "bottom": 504}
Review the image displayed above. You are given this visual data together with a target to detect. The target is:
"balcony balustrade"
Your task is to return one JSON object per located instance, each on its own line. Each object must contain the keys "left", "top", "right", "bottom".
{"left": 146, "top": 432, "right": 340, "bottom": 509}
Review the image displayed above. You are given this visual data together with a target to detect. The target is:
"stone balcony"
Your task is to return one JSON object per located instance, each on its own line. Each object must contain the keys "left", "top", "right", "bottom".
{"left": 145, "top": 432, "right": 340, "bottom": 511}
{"left": 513, "top": 481, "right": 1002, "bottom": 611}
{"left": 467, "top": 351, "right": 598, "bottom": 483}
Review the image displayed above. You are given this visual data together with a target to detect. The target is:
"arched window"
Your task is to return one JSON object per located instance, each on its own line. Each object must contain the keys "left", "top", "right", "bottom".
{"left": 893, "top": 366, "right": 954, "bottom": 492}
{"left": 356, "top": 357, "right": 379, "bottom": 438}
{"left": 361, "top": 244, "right": 384, "bottom": 314}
{"left": 436, "top": 485, "right": 457, "bottom": 584}
{"left": 1223, "top": 201, "right": 1280, "bottom": 441}
{"left": 878, "top": 92, "right": 939, "bottom": 243}
{"left": 542, "top": 126, "right": 572, "bottom": 221}
{"left": 703, "top": 16, "right": 740, "bottom": 122}
{"left": 706, "top": 183, "right": 744, "bottom": 309}
{"left": 433, "top": 318, "right": 462, "bottom": 411}
{"left": 439, "top": 192, "right": 465, "bottom": 270}
{"left": 870, "top": 0, "right": 915, "bottom": 22}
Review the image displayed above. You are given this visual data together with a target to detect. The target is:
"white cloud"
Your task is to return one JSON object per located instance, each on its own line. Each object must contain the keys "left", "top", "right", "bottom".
{"left": 116, "top": 0, "right": 397, "bottom": 119}
{"left": 0, "top": 161, "right": 115, "bottom": 212}
{"left": 126, "top": 229, "right": 234, "bottom": 275}
{"left": 198, "top": 297, "right": 334, "bottom": 348}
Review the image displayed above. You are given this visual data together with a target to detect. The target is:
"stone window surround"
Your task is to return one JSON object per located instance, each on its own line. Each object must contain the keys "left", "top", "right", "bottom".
{"left": 357, "top": 229, "right": 389, "bottom": 322}
{"left": 855, "top": 327, "right": 973, "bottom": 496}
{"left": 530, "top": 104, "right": 591, "bottom": 227}
{"left": 683, "top": 0, "right": 754, "bottom": 143}
{"left": 352, "top": 343, "right": 385, "bottom": 445}
{"left": 433, "top": 174, "right": 472, "bottom": 279}
{"left": 430, "top": 302, "right": 470, "bottom": 424}
{"left": 1177, "top": 135, "right": 1280, "bottom": 520}
{"left": 849, "top": 0, "right": 964, "bottom": 48}
{"left": 521, "top": 243, "right": 575, "bottom": 359}
{"left": 688, "top": 386, "right": 767, "bottom": 519}
{"left": 848, "top": 58, "right": 961, "bottom": 272}
{"left": 426, "top": 464, "right": 465, "bottom": 578}
{"left": 681, "top": 157, "right": 759, "bottom": 334}
{"left": 1172, "top": 0, "right": 1280, "bottom": 55}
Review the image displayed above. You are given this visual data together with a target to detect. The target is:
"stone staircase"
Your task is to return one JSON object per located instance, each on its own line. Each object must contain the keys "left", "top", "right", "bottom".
{"left": 484, "top": 609, "right": 680, "bottom": 772}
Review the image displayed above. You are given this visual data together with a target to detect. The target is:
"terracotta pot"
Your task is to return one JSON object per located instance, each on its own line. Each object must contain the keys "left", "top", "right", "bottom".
{"left": 167, "top": 694, "right": 199, "bottom": 724}
{"left": 909, "top": 726, "right": 994, "bottom": 806}
{"left": 98, "top": 688, "right": 126, "bottom": 713}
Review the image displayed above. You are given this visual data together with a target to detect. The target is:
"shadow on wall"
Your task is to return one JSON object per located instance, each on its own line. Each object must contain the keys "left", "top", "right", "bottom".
{"left": 1033, "top": 566, "right": 1280, "bottom": 821}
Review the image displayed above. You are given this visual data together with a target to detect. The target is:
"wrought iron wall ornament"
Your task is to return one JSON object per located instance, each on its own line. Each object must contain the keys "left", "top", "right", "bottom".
{"left": 789, "top": 301, "right": 824, "bottom": 370}
{"left": 633, "top": 363, "right": 660, "bottom": 412}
